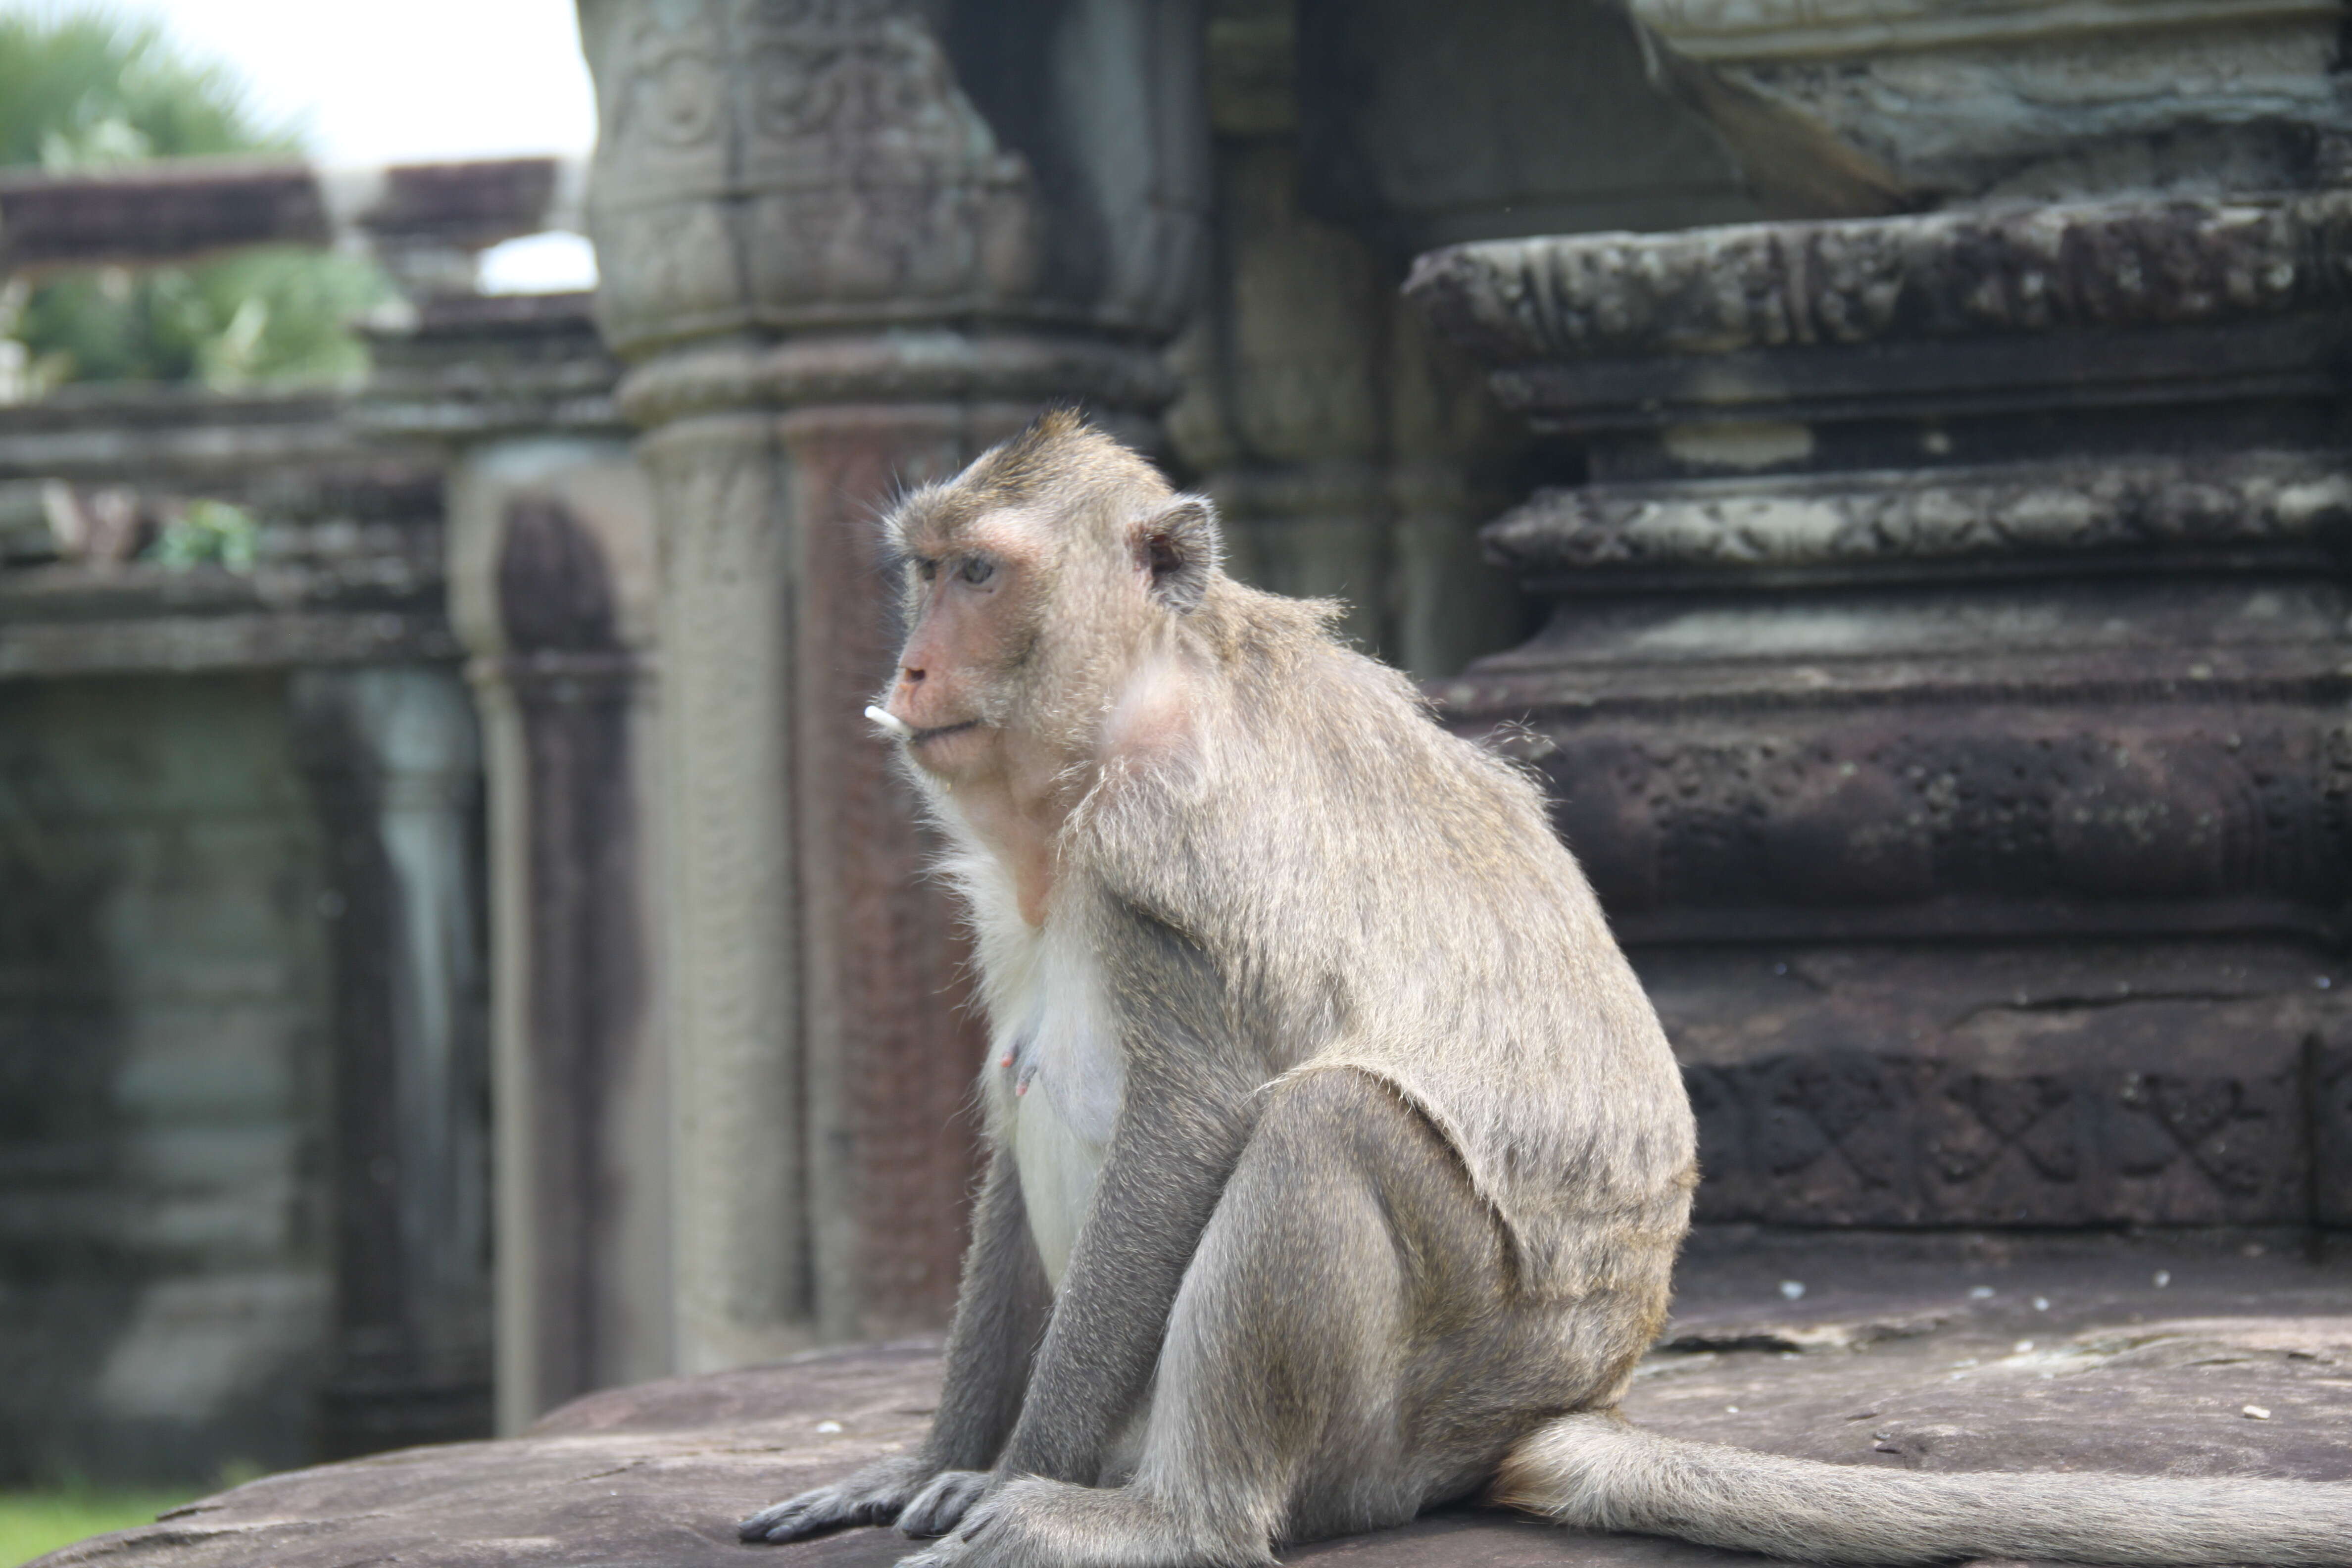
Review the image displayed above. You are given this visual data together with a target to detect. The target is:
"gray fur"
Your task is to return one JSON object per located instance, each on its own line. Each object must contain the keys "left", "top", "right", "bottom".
{"left": 1504, "top": 1412, "right": 2352, "bottom": 1564}
{"left": 740, "top": 414, "right": 2352, "bottom": 1568}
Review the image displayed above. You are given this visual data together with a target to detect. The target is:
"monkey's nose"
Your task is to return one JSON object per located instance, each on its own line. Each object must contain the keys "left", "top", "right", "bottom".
{"left": 903, "top": 666, "right": 926, "bottom": 684}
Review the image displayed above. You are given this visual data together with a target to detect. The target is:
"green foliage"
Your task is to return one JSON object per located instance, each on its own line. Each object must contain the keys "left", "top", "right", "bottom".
{"left": 0, "top": 10, "right": 290, "bottom": 168}
{"left": 150, "top": 497, "right": 259, "bottom": 570}
{"left": 13, "top": 248, "right": 384, "bottom": 390}
{"left": 0, "top": 1486, "right": 199, "bottom": 1568}
{"left": 0, "top": 9, "right": 386, "bottom": 394}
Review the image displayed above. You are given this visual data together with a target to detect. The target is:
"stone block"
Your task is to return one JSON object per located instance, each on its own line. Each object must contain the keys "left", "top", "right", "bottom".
{"left": 24, "top": 1241, "right": 2352, "bottom": 1564}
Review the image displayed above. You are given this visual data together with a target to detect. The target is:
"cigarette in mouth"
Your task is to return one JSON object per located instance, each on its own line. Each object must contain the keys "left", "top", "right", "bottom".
{"left": 864, "top": 704, "right": 915, "bottom": 740}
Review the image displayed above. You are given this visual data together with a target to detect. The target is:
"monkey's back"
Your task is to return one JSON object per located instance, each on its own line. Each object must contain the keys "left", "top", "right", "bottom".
{"left": 1074, "top": 581, "right": 1698, "bottom": 1312}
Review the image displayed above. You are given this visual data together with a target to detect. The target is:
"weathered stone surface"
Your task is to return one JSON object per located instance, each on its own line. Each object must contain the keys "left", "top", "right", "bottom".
{"left": 0, "top": 156, "right": 573, "bottom": 279}
{"left": 289, "top": 669, "right": 492, "bottom": 1460}
{"left": 1462, "top": 700, "right": 2352, "bottom": 920}
{"left": 1483, "top": 451, "right": 2352, "bottom": 582}
{"left": 30, "top": 1242, "right": 2352, "bottom": 1568}
{"left": 354, "top": 160, "right": 566, "bottom": 252}
{"left": 0, "top": 161, "right": 327, "bottom": 272}
{"left": 0, "top": 385, "right": 454, "bottom": 677}
{"left": 1622, "top": 0, "right": 2351, "bottom": 209}
{"left": 0, "top": 676, "right": 335, "bottom": 1481}
{"left": 0, "top": 391, "right": 369, "bottom": 487}
{"left": 0, "top": 536, "right": 452, "bottom": 679}
{"left": 1407, "top": 44, "right": 2352, "bottom": 1227}
{"left": 1406, "top": 192, "right": 2352, "bottom": 372}
{"left": 1295, "top": 0, "right": 1757, "bottom": 255}
{"left": 360, "top": 293, "right": 622, "bottom": 442}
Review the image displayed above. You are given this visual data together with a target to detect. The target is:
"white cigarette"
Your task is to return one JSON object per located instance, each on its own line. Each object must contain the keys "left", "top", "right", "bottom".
{"left": 864, "top": 704, "right": 914, "bottom": 739}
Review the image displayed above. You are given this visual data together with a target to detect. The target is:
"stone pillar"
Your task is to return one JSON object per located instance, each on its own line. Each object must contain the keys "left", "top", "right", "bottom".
{"left": 1167, "top": 0, "right": 1763, "bottom": 679}
{"left": 290, "top": 668, "right": 491, "bottom": 1458}
{"left": 366, "top": 293, "right": 670, "bottom": 1431}
{"left": 577, "top": 0, "right": 1206, "bottom": 1361}
{"left": 456, "top": 447, "right": 668, "bottom": 1432}
{"left": 1406, "top": 4, "right": 2352, "bottom": 1232}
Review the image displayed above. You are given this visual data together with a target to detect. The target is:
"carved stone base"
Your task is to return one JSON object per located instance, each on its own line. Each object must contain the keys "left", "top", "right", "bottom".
{"left": 1648, "top": 939, "right": 2352, "bottom": 1228}
{"left": 1410, "top": 186, "right": 2352, "bottom": 1230}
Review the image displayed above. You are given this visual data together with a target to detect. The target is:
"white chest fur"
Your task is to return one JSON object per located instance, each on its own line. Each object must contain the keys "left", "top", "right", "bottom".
{"left": 968, "top": 890, "right": 1125, "bottom": 1293}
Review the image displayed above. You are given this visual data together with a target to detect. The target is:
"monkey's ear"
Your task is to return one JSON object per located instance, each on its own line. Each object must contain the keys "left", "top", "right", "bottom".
{"left": 1137, "top": 497, "right": 1222, "bottom": 615}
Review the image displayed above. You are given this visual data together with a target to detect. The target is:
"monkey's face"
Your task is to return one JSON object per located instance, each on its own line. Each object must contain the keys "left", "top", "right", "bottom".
{"left": 882, "top": 515, "right": 1054, "bottom": 785}
{"left": 876, "top": 410, "right": 1225, "bottom": 802}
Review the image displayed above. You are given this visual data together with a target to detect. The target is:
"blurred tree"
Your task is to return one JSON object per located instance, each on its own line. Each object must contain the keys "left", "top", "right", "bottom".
{"left": 0, "top": 9, "right": 387, "bottom": 394}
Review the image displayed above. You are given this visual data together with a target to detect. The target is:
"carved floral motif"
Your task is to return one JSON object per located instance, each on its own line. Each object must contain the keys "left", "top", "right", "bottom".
{"left": 588, "top": 0, "right": 1040, "bottom": 350}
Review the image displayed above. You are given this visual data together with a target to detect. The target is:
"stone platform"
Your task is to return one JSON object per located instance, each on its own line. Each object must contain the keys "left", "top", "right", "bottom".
{"left": 34, "top": 1233, "right": 2352, "bottom": 1568}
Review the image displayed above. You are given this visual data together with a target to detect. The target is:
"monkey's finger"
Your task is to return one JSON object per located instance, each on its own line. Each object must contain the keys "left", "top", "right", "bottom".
{"left": 735, "top": 1504, "right": 800, "bottom": 1543}
{"left": 896, "top": 1470, "right": 990, "bottom": 1538}
{"left": 738, "top": 1494, "right": 840, "bottom": 1544}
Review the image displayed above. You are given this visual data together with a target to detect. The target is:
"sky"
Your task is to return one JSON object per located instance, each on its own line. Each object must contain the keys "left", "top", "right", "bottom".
{"left": 6, "top": 0, "right": 602, "bottom": 289}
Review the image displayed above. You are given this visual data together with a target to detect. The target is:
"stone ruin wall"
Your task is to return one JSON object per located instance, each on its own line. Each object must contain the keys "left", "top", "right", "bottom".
{"left": 4, "top": 0, "right": 2350, "bottom": 1487}
{"left": 0, "top": 160, "right": 603, "bottom": 1480}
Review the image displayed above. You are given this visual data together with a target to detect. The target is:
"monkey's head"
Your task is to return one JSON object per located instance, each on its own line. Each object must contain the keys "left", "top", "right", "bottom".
{"left": 877, "top": 410, "right": 1223, "bottom": 790}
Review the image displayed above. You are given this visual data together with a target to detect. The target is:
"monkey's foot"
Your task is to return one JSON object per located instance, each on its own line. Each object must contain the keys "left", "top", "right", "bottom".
{"left": 895, "top": 1477, "right": 1271, "bottom": 1568}
{"left": 740, "top": 1452, "right": 937, "bottom": 1543}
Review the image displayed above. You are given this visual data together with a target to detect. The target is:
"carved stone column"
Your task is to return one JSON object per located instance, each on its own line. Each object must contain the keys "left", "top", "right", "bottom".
{"left": 577, "top": 0, "right": 1206, "bottom": 1359}
{"left": 368, "top": 292, "right": 669, "bottom": 1430}
{"left": 290, "top": 668, "right": 491, "bottom": 1458}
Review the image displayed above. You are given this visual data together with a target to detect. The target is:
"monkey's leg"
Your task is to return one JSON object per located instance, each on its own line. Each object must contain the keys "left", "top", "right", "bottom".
{"left": 742, "top": 1144, "right": 1052, "bottom": 1543}
{"left": 903, "top": 1069, "right": 1550, "bottom": 1568}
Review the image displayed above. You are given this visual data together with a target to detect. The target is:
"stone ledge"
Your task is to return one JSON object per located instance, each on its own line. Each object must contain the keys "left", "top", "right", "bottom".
{"left": 1405, "top": 193, "right": 2352, "bottom": 369}
{"left": 1625, "top": 0, "right": 2339, "bottom": 61}
{"left": 612, "top": 333, "right": 1181, "bottom": 427}
{"left": 27, "top": 1239, "right": 2352, "bottom": 1568}
{"left": 1484, "top": 451, "right": 2352, "bottom": 581}
{"left": 0, "top": 564, "right": 453, "bottom": 678}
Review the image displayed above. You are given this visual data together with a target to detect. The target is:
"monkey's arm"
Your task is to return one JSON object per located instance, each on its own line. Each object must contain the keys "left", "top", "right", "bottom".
{"left": 923, "top": 1143, "right": 1056, "bottom": 1468}
{"left": 993, "top": 915, "right": 1262, "bottom": 1487}
{"left": 740, "top": 1144, "right": 1051, "bottom": 1544}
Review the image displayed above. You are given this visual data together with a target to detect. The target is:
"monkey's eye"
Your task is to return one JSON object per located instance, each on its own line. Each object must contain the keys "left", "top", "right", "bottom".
{"left": 957, "top": 555, "right": 996, "bottom": 587}
{"left": 913, "top": 557, "right": 938, "bottom": 583}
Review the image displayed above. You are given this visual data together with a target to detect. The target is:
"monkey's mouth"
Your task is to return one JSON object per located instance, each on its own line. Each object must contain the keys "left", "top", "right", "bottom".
{"left": 908, "top": 720, "right": 982, "bottom": 747}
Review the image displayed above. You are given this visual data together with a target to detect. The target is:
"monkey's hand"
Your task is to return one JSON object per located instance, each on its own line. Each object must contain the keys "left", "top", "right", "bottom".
{"left": 738, "top": 1452, "right": 940, "bottom": 1544}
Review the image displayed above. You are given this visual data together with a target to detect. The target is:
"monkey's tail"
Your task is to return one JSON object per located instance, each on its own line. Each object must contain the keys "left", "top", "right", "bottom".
{"left": 1497, "top": 1410, "right": 2352, "bottom": 1565}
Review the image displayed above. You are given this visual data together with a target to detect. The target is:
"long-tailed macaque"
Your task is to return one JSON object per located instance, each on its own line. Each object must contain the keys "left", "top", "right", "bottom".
{"left": 741, "top": 412, "right": 2352, "bottom": 1567}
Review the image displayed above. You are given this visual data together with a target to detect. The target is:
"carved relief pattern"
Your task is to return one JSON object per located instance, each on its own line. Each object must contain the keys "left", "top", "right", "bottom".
{"left": 1508, "top": 709, "right": 2346, "bottom": 918}
{"left": 1687, "top": 1053, "right": 2311, "bottom": 1225}
{"left": 589, "top": 0, "right": 1040, "bottom": 349}
{"left": 1406, "top": 191, "right": 2352, "bottom": 367}
{"left": 1487, "top": 452, "right": 2352, "bottom": 577}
